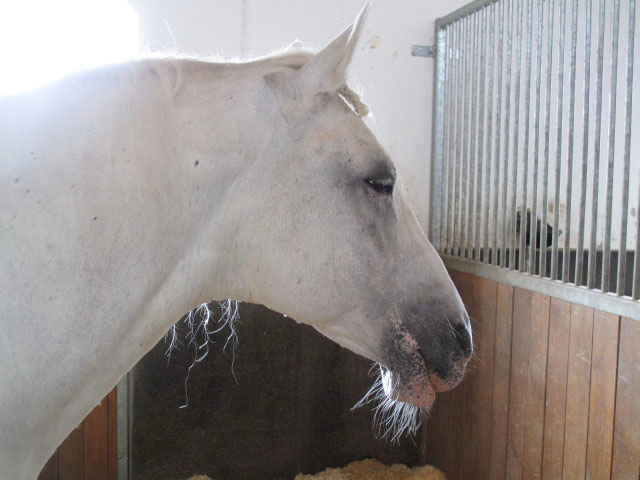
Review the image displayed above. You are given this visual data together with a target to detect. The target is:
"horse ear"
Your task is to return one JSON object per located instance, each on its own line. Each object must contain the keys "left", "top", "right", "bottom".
{"left": 297, "top": 3, "right": 369, "bottom": 93}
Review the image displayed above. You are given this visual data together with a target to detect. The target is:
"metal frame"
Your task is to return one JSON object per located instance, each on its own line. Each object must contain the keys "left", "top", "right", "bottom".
{"left": 431, "top": 0, "right": 639, "bottom": 320}
{"left": 116, "top": 372, "right": 133, "bottom": 480}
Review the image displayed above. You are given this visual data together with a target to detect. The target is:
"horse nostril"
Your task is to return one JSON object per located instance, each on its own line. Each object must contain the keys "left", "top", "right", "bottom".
{"left": 453, "top": 320, "right": 473, "bottom": 358}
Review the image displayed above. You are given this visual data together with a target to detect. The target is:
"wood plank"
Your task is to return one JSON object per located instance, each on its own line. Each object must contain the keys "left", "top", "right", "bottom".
{"left": 107, "top": 388, "right": 117, "bottom": 480}
{"left": 422, "top": 269, "right": 466, "bottom": 478}
{"left": 541, "top": 298, "right": 571, "bottom": 480}
{"left": 488, "top": 282, "right": 514, "bottom": 480}
{"left": 457, "top": 272, "right": 485, "bottom": 480}
{"left": 611, "top": 317, "right": 640, "bottom": 479}
{"left": 422, "top": 383, "right": 452, "bottom": 473}
{"left": 83, "top": 398, "right": 109, "bottom": 480}
{"left": 58, "top": 424, "right": 84, "bottom": 480}
{"left": 38, "top": 449, "right": 59, "bottom": 480}
{"left": 522, "top": 293, "right": 550, "bottom": 480}
{"left": 585, "top": 311, "right": 619, "bottom": 480}
{"left": 474, "top": 279, "right": 498, "bottom": 480}
{"left": 430, "top": 269, "right": 471, "bottom": 480}
{"left": 561, "top": 304, "right": 594, "bottom": 480}
{"left": 505, "top": 288, "right": 532, "bottom": 479}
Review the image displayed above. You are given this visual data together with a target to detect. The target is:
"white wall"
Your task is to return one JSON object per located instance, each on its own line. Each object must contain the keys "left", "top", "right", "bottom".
{"left": 128, "top": 0, "right": 470, "bottom": 232}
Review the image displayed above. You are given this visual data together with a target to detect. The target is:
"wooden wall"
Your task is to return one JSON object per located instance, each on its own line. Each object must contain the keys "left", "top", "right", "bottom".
{"left": 38, "top": 387, "right": 117, "bottom": 480}
{"left": 422, "top": 269, "right": 640, "bottom": 480}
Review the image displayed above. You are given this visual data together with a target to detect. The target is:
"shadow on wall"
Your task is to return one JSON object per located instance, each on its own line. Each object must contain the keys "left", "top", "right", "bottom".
{"left": 132, "top": 303, "right": 421, "bottom": 480}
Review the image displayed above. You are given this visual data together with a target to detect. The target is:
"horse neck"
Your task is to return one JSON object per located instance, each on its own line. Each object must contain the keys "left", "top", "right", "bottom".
{"left": 0, "top": 62, "right": 262, "bottom": 477}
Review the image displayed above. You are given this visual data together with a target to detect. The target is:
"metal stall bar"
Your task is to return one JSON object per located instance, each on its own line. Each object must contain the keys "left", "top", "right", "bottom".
{"left": 502, "top": 0, "right": 514, "bottom": 268}
{"left": 602, "top": 0, "right": 621, "bottom": 293}
{"left": 467, "top": 13, "right": 482, "bottom": 260}
{"left": 519, "top": 0, "right": 533, "bottom": 273}
{"left": 473, "top": 4, "right": 488, "bottom": 261}
{"left": 431, "top": 24, "right": 448, "bottom": 252}
{"left": 563, "top": 0, "right": 579, "bottom": 283}
{"left": 510, "top": 0, "right": 523, "bottom": 270}
{"left": 461, "top": 15, "right": 471, "bottom": 259}
{"left": 588, "top": 0, "right": 606, "bottom": 290}
{"left": 575, "top": 0, "right": 593, "bottom": 286}
{"left": 551, "top": 0, "right": 566, "bottom": 281}
{"left": 438, "top": 25, "right": 450, "bottom": 254}
{"left": 629, "top": 0, "right": 639, "bottom": 300}
{"left": 493, "top": 1, "right": 505, "bottom": 266}
{"left": 452, "top": 21, "right": 463, "bottom": 256}
{"left": 430, "top": 0, "right": 639, "bottom": 319}
{"left": 483, "top": 4, "right": 496, "bottom": 264}
{"left": 540, "top": 0, "right": 555, "bottom": 278}
{"left": 446, "top": 23, "right": 458, "bottom": 256}
{"left": 617, "top": 0, "right": 634, "bottom": 296}
{"left": 529, "top": 0, "right": 544, "bottom": 275}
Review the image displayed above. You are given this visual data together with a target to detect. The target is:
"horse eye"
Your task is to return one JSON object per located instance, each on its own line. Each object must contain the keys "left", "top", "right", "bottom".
{"left": 365, "top": 177, "right": 394, "bottom": 195}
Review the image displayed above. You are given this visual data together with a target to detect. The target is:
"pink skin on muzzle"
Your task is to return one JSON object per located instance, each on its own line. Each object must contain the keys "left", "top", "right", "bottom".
{"left": 385, "top": 318, "right": 468, "bottom": 408}
{"left": 392, "top": 362, "right": 466, "bottom": 408}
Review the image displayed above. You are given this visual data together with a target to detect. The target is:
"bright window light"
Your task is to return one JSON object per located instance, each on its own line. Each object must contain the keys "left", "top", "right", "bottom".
{"left": 0, "top": 0, "right": 138, "bottom": 95}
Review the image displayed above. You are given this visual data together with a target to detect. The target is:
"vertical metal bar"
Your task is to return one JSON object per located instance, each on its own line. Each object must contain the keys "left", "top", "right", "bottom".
{"left": 457, "top": 17, "right": 466, "bottom": 257}
{"left": 117, "top": 372, "right": 132, "bottom": 480}
{"left": 562, "top": 0, "right": 578, "bottom": 283}
{"left": 469, "top": 11, "right": 482, "bottom": 260}
{"left": 510, "top": 0, "right": 523, "bottom": 270}
{"left": 461, "top": 15, "right": 472, "bottom": 258}
{"left": 634, "top": 184, "right": 640, "bottom": 299}
{"left": 493, "top": 0, "right": 505, "bottom": 266}
{"left": 602, "top": 0, "right": 621, "bottom": 293}
{"left": 452, "top": 18, "right": 464, "bottom": 255}
{"left": 530, "top": 0, "right": 545, "bottom": 275}
{"left": 502, "top": 0, "right": 514, "bottom": 268}
{"left": 541, "top": 0, "right": 555, "bottom": 278}
{"left": 588, "top": 0, "right": 606, "bottom": 290}
{"left": 447, "top": 23, "right": 459, "bottom": 255}
{"left": 468, "top": 13, "right": 478, "bottom": 260}
{"left": 519, "top": 0, "right": 533, "bottom": 272}
{"left": 484, "top": 3, "right": 496, "bottom": 264}
{"left": 477, "top": 6, "right": 488, "bottom": 262}
{"left": 444, "top": 25, "right": 452, "bottom": 254}
{"left": 551, "top": 0, "right": 566, "bottom": 281}
{"left": 617, "top": 0, "right": 634, "bottom": 296}
{"left": 432, "top": 25, "right": 447, "bottom": 252}
{"left": 576, "top": 0, "right": 593, "bottom": 286}
{"left": 625, "top": 0, "right": 638, "bottom": 299}
{"left": 436, "top": 25, "right": 449, "bottom": 253}
{"left": 441, "top": 26, "right": 449, "bottom": 254}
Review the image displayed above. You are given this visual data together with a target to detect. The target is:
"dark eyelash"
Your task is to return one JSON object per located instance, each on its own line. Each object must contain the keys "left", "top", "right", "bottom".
{"left": 365, "top": 178, "right": 394, "bottom": 195}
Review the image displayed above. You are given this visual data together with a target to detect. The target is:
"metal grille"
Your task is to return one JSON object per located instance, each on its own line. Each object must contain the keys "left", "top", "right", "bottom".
{"left": 430, "top": 0, "right": 639, "bottom": 319}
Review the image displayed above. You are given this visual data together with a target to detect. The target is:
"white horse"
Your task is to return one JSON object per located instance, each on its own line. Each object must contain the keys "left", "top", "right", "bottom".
{"left": 0, "top": 6, "right": 471, "bottom": 478}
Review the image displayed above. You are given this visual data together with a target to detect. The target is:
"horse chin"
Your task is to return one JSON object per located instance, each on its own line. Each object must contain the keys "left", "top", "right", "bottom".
{"left": 381, "top": 366, "right": 436, "bottom": 409}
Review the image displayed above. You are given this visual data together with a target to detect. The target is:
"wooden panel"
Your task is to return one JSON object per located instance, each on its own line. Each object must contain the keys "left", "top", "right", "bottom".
{"left": 39, "top": 387, "right": 116, "bottom": 480}
{"left": 541, "top": 298, "right": 571, "bottom": 480}
{"left": 611, "top": 316, "right": 640, "bottom": 479}
{"left": 58, "top": 425, "right": 84, "bottom": 480}
{"left": 474, "top": 279, "right": 498, "bottom": 480}
{"left": 457, "top": 272, "right": 485, "bottom": 480}
{"left": 522, "top": 293, "right": 550, "bottom": 480}
{"left": 561, "top": 304, "right": 594, "bottom": 480}
{"left": 488, "top": 283, "right": 514, "bottom": 480}
{"left": 422, "top": 270, "right": 462, "bottom": 477}
{"left": 38, "top": 449, "right": 59, "bottom": 480}
{"left": 107, "top": 389, "right": 117, "bottom": 480}
{"left": 83, "top": 398, "right": 109, "bottom": 480}
{"left": 424, "top": 270, "right": 639, "bottom": 480}
{"left": 424, "top": 269, "right": 473, "bottom": 479}
{"left": 505, "top": 288, "right": 532, "bottom": 479}
{"left": 586, "top": 311, "right": 619, "bottom": 480}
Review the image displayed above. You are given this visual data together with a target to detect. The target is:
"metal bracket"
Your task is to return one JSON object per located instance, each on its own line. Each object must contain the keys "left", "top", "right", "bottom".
{"left": 411, "top": 44, "right": 435, "bottom": 57}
